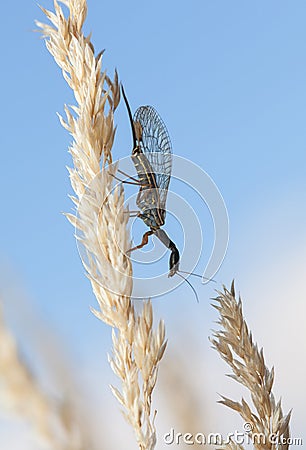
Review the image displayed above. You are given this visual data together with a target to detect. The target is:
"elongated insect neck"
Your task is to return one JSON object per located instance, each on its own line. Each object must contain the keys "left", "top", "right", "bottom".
{"left": 169, "top": 240, "right": 178, "bottom": 252}
{"left": 121, "top": 84, "right": 137, "bottom": 150}
{"left": 168, "top": 240, "right": 180, "bottom": 277}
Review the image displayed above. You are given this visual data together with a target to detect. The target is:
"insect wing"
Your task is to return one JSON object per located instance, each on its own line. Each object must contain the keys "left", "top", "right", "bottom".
{"left": 133, "top": 106, "right": 172, "bottom": 214}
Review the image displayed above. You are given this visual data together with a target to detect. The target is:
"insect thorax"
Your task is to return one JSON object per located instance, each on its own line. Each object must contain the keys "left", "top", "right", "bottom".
{"left": 139, "top": 209, "right": 165, "bottom": 229}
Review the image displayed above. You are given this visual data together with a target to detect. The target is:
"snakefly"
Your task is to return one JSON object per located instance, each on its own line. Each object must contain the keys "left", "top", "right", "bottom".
{"left": 120, "top": 86, "right": 208, "bottom": 301}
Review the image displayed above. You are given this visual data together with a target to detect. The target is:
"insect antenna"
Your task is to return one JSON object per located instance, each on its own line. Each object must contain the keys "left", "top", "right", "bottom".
{"left": 178, "top": 270, "right": 216, "bottom": 283}
{"left": 176, "top": 272, "right": 199, "bottom": 303}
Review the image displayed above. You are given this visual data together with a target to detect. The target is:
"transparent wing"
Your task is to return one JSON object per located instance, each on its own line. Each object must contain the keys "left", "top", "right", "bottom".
{"left": 133, "top": 106, "right": 172, "bottom": 212}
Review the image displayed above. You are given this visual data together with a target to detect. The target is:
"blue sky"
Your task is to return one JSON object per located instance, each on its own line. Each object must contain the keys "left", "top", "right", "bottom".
{"left": 1, "top": 1, "right": 306, "bottom": 448}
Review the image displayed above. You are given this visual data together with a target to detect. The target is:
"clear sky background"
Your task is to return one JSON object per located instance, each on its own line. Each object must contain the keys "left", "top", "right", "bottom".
{"left": 0, "top": 1, "right": 306, "bottom": 448}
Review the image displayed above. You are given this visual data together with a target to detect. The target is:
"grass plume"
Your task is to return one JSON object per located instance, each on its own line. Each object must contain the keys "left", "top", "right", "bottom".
{"left": 36, "top": 1, "right": 166, "bottom": 448}
{"left": 211, "top": 282, "right": 291, "bottom": 450}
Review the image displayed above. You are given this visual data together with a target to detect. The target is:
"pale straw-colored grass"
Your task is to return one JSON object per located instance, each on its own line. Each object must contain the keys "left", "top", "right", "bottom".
{"left": 35, "top": 2, "right": 292, "bottom": 449}
{"left": 36, "top": 1, "right": 166, "bottom": 448}
{"left": 211, "top": 282, "right": 291, "bottom": 450}
{"left": 0, "top": 305, "right": 87, "bottom": 449}
{"left": 160, "top": 351, "right": 209, "bottom": 443}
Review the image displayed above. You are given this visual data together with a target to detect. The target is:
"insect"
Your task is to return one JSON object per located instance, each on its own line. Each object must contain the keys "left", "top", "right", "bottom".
{"left": 120, "top": 86, "right": 212, "bottom": 301}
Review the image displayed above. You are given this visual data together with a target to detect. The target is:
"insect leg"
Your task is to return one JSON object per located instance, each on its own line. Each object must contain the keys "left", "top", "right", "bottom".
{"left": 123, "top": 210, "right": 140, "bottom": 218}
{"left": 126, "top": 230, "right": 154, "bottom": 254}
{"left": 110, "top": 173, "right": 140, "bottom": 186}
{"left": 117, "top": 168, "right": 139, "bottom": 183}
{"left": 110, "top": 171, "right": 151, "bottom": 188}
{"left": 124, "top": 210, "right": 139, "bottom": 216}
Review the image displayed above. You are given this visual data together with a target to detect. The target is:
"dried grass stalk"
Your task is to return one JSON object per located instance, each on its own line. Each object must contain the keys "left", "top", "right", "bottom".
{"left": 160, "top": 351, "right": 208, "bottom": 439}
{"left": 0, "top": 305, "right": 86, "bottom": 449}
{"left": 211, "top": 282, "right": 291, "bottom": 450}
{"left": 36, "top": 1, "right": 166, "bottom": 448}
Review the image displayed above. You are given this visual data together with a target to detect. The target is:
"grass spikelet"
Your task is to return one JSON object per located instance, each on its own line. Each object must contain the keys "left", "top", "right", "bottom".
{"left": 211, "top": 281, "right": 291, "bottom": 450}
{"left": 36, "top": 1, "right": 166, "bottom": 447}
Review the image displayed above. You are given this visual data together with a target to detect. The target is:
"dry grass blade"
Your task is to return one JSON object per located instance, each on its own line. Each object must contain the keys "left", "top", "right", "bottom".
{"left": 0, "top": 305, "right": 86, "bottom": 449}
{"left": 211, "top": 281, "right": 291, "bottom": 450}
{"left": 36, "top": 1, "right": 166, "bottom": 448}
{"left": 160, "top": 351, "right": 209, "bottom": 447}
